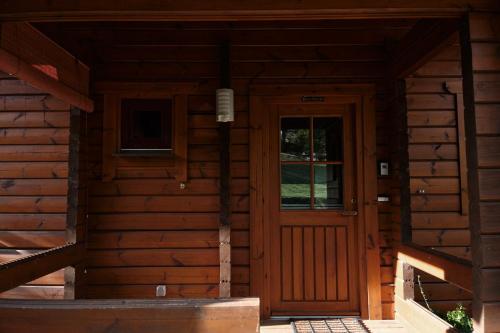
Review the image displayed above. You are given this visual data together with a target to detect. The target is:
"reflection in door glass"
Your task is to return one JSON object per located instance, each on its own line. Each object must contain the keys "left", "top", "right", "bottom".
{"left": 281, "top": 164, "right": 311, "bottom": 209}
{"left": 280, "top": 117, "right": 310, "bottom": 161}
{"left": 314, "top": 117, "right": 343, "bottom": 161}
{"left": 314, "top": 165, "right": 343, "bottom": 209}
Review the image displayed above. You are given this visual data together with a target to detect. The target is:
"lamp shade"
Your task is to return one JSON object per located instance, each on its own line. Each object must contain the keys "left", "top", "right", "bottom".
{"left": 216, "top": 88, "right": 234, "bottom": 122}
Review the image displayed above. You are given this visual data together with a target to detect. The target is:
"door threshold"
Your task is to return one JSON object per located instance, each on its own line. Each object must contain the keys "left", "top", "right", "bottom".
{"left": 270, "top": 315, "right": 361, "bottom": 320}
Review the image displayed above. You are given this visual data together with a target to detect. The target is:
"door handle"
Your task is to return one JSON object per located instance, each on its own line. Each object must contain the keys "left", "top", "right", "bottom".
{"left": 341, "top": 210, "right": 358, "bottom": 216}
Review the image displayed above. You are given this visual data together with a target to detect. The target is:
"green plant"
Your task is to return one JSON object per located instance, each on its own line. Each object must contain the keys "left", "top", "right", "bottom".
{"left": 446, "top": 304, "right": 473, "bottom": 333}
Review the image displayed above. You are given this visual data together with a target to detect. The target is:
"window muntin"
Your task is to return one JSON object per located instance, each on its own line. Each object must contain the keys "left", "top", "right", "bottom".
{"left": 280, "top": 116, "right": 344, "bottom": 210}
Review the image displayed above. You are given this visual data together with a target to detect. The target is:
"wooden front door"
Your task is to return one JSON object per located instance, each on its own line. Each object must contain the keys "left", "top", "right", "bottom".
{"left": 267, "top": 98, "right": 360, "bottom": 316}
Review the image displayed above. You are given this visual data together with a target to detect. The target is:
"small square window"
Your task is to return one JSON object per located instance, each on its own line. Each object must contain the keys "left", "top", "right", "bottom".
{"left": 120, "top": 98, "right": 172, "bottom": 152}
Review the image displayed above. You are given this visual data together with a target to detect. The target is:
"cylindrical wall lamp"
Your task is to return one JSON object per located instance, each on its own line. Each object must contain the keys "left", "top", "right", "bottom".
{"left": 216, "top": 88, "right": 234, "bottom": 122}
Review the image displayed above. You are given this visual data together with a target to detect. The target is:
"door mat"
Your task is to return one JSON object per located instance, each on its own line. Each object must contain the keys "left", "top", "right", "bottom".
{"left": 292, "top": 318, "right": 369, "bottom": 333}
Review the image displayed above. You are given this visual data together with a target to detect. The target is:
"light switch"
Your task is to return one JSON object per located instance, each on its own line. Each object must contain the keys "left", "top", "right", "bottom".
{"left": 379, "top": 161, "right": 389, "bottom": 176}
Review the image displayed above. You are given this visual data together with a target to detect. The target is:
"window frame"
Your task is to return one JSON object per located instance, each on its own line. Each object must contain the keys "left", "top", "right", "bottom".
{"left": 96, "top": 82, "right": 197, "bottom": 182}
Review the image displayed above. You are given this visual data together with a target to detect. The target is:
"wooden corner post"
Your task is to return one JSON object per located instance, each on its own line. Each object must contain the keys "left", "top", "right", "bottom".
{"left": 219, "top": 42, "right": 232, "bottom": 298}
{"left": 64, "top": 107, "right": 88, "bottom": 299}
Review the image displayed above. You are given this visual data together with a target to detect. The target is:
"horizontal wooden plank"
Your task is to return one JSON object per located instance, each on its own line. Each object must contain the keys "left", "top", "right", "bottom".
{"left": 0, "top": 213, "right": 65, "bottom": 230}
{"left": 112, "top": 162, "right": 249, "bottom": 179}
{"left": 408, "top": 144, "right": 457, "bottom": 160}
{"left": 411, "top": 213, "right": 469, "bottom": 229}
{"left": 88, "top": 212, "right": 249, "bottom": 231}
{"left": 478, "top": 137, "right": 500, "bottom": 167}
{"left": 411, "top": 195, "right": 460, "bottom": 212}
{"left": 0, "top": 111, "right": 69, "bottom": 128}
{"left": 480, "top": 269, "right": 500, "bottom": 301}
{"left": 407, "top": 111, "right": 456, "bottom": 127}
{"left": 87, "top": 248, "right": 249, "bottom": 267}
{"left": 88, "top": 195, "right": 249, "bottom": 213}
{"left": 410, "top": 178, "right": 459, "bottom": 194}
{"left": 0, "top": 179, "right": 67, "bottom": 196}
{"left": 413, "top": 60, "right": 462, "bottom": 77}
{"left": 0, "top": 128, "right": 69, "bottom": 145}
{"left": 0, "top": 196, "right": 67, "bottom": 213}
{"left": 86, "top": 284, "right": 219, "bottom": 298}
{"left": 474, "top": 73, "right": 500, "bottom": 103}
{"left": 0, "top": 145, "right": 68, "bottom": 162}
{"left": 52, "top": 28, "right": 407, "bottom": 45}
{"left": 405, "top": 78, "right": 461, "bottom": 93}
{"left": 0, "top": 95, "right": 69, "bottom": 111}
{"left": 408, "top": 127, "right": 456, "bottom": 143}
{"left": 0, "top": 162, "right": 68, "bottom": 178}
{"left": 89, "top": 178, "right": 249, "bottom": 196}
{"left": 480, "top": 236, "right": 500, "bottom": 268}
{"left": 88, "top": 230, "right": 248, "bottom": 249}
{"left": 86, "top": 266, "right": 249, "bottom": 284}
{"left": 189, "top": 128, "right": 248, "bottom": 145}
{"left": 475, "top": 104, "right": 500, "bottom": 135}
{"left": 472, "top": 43, "right": 500, "bottom": 71}
{"left": 470, "top": 13, "right": 500, "bottom": 41}
{"left": 480, "top": 202, "right": 500, "bottom": 234}
{"left": 95, "top": 62, "right": 385, "bottom": 80}
{"left": 406, "top": 94, "right": 455, "bottom": 110}
{"left": 412, "top": 229, "right": 470, "bottom": 247}
{"left": 96, "top": 44, "right": 385, "bottom": 62}
{"left": 409, "top": 161, "right": 458, "bottom": 176}
{"left": 479, "top": 169, "right": 500, "bottom": 200}
{"left": 0, "top": 78, "right": 41, "bottom": 94}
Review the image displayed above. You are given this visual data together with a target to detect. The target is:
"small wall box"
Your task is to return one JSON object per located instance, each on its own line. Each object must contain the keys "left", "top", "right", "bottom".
{"left": 378, "top": 161, "right": 389, "bottom": 176}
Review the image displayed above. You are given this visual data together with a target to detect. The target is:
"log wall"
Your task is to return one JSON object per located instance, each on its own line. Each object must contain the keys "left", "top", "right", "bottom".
{"left": 37, "top": 21, "right": 408, "bottom": 318}
{"left": 467, "top": 12, "right": 500, "bottom": 332}
{"left": 0, "top": 73, "right": 70, "bottom": 299}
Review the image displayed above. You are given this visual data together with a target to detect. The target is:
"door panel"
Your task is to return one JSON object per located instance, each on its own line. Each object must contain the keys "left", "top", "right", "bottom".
{"left": 269, "top": 103, "right": 359, "bottom": 315}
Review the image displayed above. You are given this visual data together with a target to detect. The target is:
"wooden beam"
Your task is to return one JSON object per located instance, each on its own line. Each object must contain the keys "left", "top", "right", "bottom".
{"left": 388, "top": 19, "right": 460, "bottom": 79}
{"left": 0, "top": 298, "right": 260, "bottom": 333}
{"left": 0, "top": 1, "right": 499, "bottom": 21}
{"left": 218, "top": 42, "right": 232, "bottom": 298}
{"left": 0, "top": 243, "right": 85, "bottom": 294}
{"left": 396, "top": 243, "right": 472, "bottom": 292}
{"left": 0, "top": 22, "right": 93, "bottom": 111}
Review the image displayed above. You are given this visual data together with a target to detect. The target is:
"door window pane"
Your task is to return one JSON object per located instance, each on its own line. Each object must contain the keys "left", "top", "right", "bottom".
{"left": 314, "top": 165, "right": 343, "bottom": 209}
{"left": 281, "top": 117, "right": 310, "bottom": 161}
{"left": 281, "top": 164, "right": 311, "bottom": 209}
{"left": 313, "top": 117, "right": 343, "bottom": 161}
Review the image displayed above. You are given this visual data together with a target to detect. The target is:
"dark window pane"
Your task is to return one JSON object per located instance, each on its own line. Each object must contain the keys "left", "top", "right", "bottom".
{"left": 281, "top": 164, "right": 311, "bottom": 210}
{"left": 121, "top": 99, "right": 172, "bottom": 150}
{"left": 314, "top": 165, "right": 343, "bottom": 209}
{"left": 313, "top": 117, "right": 343, "bottom": 161}
{"left": 281, "top": 117, "right": 310, "bottom": 161}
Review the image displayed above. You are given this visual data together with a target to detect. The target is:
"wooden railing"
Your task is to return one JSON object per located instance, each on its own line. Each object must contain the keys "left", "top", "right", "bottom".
{"left": 395, "top": 243, "right": 472, "bottom": 333}
{"left": 0, "top": 243, "right": 84, "bottom": 294}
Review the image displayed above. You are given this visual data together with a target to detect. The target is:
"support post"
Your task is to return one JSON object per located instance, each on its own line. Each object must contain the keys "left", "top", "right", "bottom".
{"left": 219, "top": 42, "right": 232, "bottom": 298}
{"left": 64, "top": 107, "right": 88, "bottom": 299}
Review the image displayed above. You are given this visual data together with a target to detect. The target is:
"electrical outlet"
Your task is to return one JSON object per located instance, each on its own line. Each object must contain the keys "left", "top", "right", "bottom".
{"left": 156, "top": 285, "right": 166, "bottom": 297}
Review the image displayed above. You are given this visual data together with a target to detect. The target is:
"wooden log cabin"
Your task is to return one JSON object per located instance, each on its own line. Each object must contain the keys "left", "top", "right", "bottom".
{"left": 0, "top": 1, "right": 499, "bottom": 332}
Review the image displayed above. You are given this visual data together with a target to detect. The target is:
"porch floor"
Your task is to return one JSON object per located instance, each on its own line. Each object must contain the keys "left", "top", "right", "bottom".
{"left": 260, "top": 320, "right": 408, "bottom": 333}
